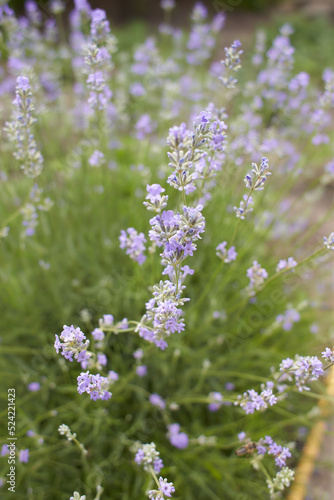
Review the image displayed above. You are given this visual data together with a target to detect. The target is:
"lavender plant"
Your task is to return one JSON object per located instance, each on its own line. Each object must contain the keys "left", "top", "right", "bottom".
{"left": 0, "top": 1, "right": 334, "bottom": 499}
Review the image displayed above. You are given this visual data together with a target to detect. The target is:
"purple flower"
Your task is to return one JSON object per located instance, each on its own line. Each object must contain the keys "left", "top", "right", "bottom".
{"left": 19, "top": 449, "right": 29, "bottom": 463}
{"left": 16, "top": 76, "right": 30, "bottom": 92}
{"left": 208, "top": 392, "right": 223, "bottom": 412}
{"left": 246, "top": 261, "right": 268, "bottom": 294}
{"left": 135, "top": 114, "right": 156, "bottom": 140}
{"left": 238, "top": 431, "right": 246, "bottom": 441}
{"left": 276, "top": 308, "right": 300, "bottom": 331}
{"left": 88, "top": 150, "right": 105, "bottom": 167}
{"left": 169, "top": 432, "right": 189, "bottom": 449}
{"left": 1, "top": 445, "right": 9, "bottom": 456}
{"left": 149, "top": 393, "right": 166, "bottom": 410}
{"left": 92, "top": 328, "right": 105, "bottom": 341}
{"left": 77, "top": 371, "right": 112, "bottom": 400}
{"left": 135, "top": 442, "right": 164, "bottom": 474}
{"left": 108, "top": 370, "right": 119, "bottom": 382}
{"left": 54, "top": 325, "right": 90, "bottom": 363}
{"left": 167, "top": 423, "right": 189, "bottom": 449}
{"left": 158, "top": 477, "right": 175, "bottom": 497}
{"left": 133, "top": 348, "right": 144, "bottom": 360}
{"left": 129, "top": 82, "right": 146, "bottom": 97}
{"left": 27, "top": 382, "right": 41, "bottom": 392}
{"left": 136, "top": 365, "right": 147, "bottom": 377}
{"left": 276, "top": 257, "right": 297, "bottom": 272}
{"left": 119, "top": 228, "right": 146, "bottom": 265}
{"left": 216, "top": 241, "right": 237, "bottom": 263}
{"left": 322, "top": 347, "right": 334, "bottom": 363}
{"left": 97, "top": 353, "right": 107, "bottom": 366}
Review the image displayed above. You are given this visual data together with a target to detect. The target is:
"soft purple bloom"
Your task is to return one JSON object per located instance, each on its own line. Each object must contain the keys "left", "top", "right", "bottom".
{"left": 238, "top": 432, "right": 246, "bottom": 441}
{"left": 158, "top": 477, "right": 175, "bottom": 497}
{"left": 77, "top": 371, "right": 112, "bottom": 400}
{"left": 208, "top": 392, "right": 223, "bottom": 412}
{"left": 149, "top": 393, "right": 166, "bottom": 410}
{"left": 135, "top": 443, "right": 164, "bottom": 474}
{"left": 276, "top": 257, "right": 297, "bottom": 272}
{"left": 129, "top": 82, "right": 146, "bottom": 97}
{"left": 1, "top": 445, "right": 9, "bottom": 456}
{"left": 135, "top": 114, "right": 156, "bottom": 140}
{"left": 216, "top": 241, "right": 237, "bottom": 263}
{"left": 97, "top": 353, "right": 107, "bottom": 366}
{"left": 167, "top": 423, "right": 189, "bottom": 449}
{"left": 88, "top": 150, "right": 105, "bottom": 167}
{"left": 54, "top": 325, "right": 90, "bottom": 363}
{"left": 246, "top": 261, "right": 268, "bottom": 294}
{"left": 92, "top": 328, "right": 105, "bottom": 341}
{"left": 322, "top": 347, "right": 334, "bottom": 363}
{"left": 133, "top": 348, "right": 144, "bottom": 360}
{"left": 136, "top": 365, "right": 147, "bottom": 377}
{"left": 108, "top": 370, "right": 119, "bottom": 382}
{"left": 276, "top": 308, "right": 300, "bottom": 331}
{"left": 119, "top": 228, "right": 146, "bottom": 265}
{"left": 225, "top": 382, "right": 235, "bottom": 391}
{"left": 169, "top": 432, "right": 189, "bottom": 449}
{"left": 27, "top": 382, "right": 41, "bottom": 392}
{"left": 16, "top": 76, "right": 30, "bottom": 92}
{"left": 19, "top": 449, "right": 29, "bottom": 463}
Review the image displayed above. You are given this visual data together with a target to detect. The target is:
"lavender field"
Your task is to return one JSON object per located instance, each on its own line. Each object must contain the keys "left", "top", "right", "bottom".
{"left": 0, "top": 1, "right": 334, "bottom": 499}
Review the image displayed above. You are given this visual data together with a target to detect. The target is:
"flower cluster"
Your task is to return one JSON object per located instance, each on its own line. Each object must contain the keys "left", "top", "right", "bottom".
{"left": 276, "top": 307, "right": 300, "bottom": 331}
{"left": 276, "top": 257, "right": 297, "bottom": 272}
{"left": 82, "top": 8, "right": 116, "bottom": 115}
{"left": 208, "top": 391, "right": 224, "bottom": 412}
{"left": 167, "top": 423, "right": 189, "bottom": 449}
{"left": 77, "top": 371, "right": 112, "bottom": 400}
{"left": 323, "top": 232, "right": 334, "bottom": 250}
{"left": 244, "top": 157, "right": 271, "bottom": 191}
{"left": 246, "top": 261, "right": 268, "bottom": 295}
{"left": 166, "top": 109, "right": 227, "bottom": 201}
{"left": 234, "top": 158, "right": 271, "bottom": 220}
{"left": 135, "top": 442, "right": 164, "bottom": 474}
{"left": 278, "top": 355, "right": 324, "bottom": 391}
{"left": 220, "top": 40, "right": 243, "bottom": 88}
{"left": 257, "top": 436, "right": 292, "bottom": 468}
{"left": 54, "top": 325, "right": 91, "bottom": 363}
{"left": 235, "top": 381, "right": 277, "bottom": 414}
{"left": 149, "top": 393, "right": 166, "bottom": 410}
{"left": 119, "top": 228, "right": 147, "bottom": 265}
{"left": 5, "top": 76, "right": 44, "bottom": 178}
{"left": 216, "top": 242, "right": 237, "bottom": 263}
{"left": 149, "top": 477, "right": 175, "bottom": 499}
{"left": 322, "top": 347, "right": 334, "bottom": 363}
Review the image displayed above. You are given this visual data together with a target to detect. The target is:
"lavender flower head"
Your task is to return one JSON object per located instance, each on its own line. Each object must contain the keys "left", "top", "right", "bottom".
{"left": 276, "top": 257, "right": 297, "bottom": 272}
{"left": 149, "top": 393, "right": 166, "bottom": 410}
{"left": 216, "top": 241, "right": 237, "bottom": 263}
{"left": 119, "top": 228, "right": 146, "bottom": 265}
{"left": 149, "top": 477, "right": 175, "bottom": 499}
{"left": 5, "top": 76, "right": 44, "bottom": 178}
{"left": 208, "top": 391, "right": 223, "bottom": 412}
{"left": 322, "top": 347, "right": 334, "bottom": 363}
{"left": 135, "top": 442, "right": 164, "bottom": 474}
{"left": 54, "top": 325, "right": 91, "bottom": 363}
{"left": 278, "top": 355, "right": 324, "bottom": 391}
{"left": 77, "top": 371, "right": 112, "bottom": 400}
{"left": 246, "top": 261, "right": 268, "bottom": 295}
{"left": 323, "top": 232, "right": 334, "bottom": 250}
{"left": 167, "top": 423, "right": 189, "bottom": 449}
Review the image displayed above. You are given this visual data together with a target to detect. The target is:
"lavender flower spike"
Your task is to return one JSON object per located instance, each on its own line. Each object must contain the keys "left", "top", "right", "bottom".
{"left": 323, "top": 232, "right": 334, "bottom": 250}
